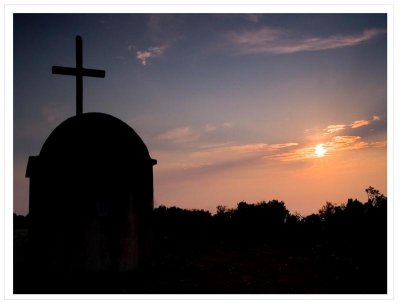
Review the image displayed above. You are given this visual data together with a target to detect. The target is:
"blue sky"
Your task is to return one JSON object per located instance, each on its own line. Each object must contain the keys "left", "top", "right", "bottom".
{"left": 13, "top": 13, "right": 387, "bottom": 215}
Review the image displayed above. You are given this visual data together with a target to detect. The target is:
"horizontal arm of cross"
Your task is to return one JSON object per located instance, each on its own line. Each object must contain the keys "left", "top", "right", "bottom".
{"left": 52, "top": 66, "right": 105, "bottom": 78}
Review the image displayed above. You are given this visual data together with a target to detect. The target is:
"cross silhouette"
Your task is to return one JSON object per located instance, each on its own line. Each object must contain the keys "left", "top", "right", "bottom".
{"left": 52, "top": 36, "right": 105, "bottom": 116}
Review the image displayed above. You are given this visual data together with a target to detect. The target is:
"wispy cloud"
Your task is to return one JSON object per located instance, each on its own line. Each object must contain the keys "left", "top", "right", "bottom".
{"left": 153, "top": 141, "right": 298, "bottom": 171}
{"left": 204, "top": 124, "right": 217, "bottom": 132}
{"left": 370, "top": 141, "right": 387, "bottom": 149}
{"left": 159, "top": 142, "right": 299, "bottom": 174}
{"left": 192, "top": 142, "right": 298, "bottom": 159}
{"left": 271, "top": 146, "right": 316, "bottom": 162}
{"left": 326, "top": 136, "right": 369, "bottom": 152}
{"left": 196, "top": 143, "right": 269, "bottom": 156}
{"left": 157, "top": 126, "right": 198, "bottom": 143}
{"left": 128, "top": 14, "right": 184, "bottom": 66}
{"left": 323, "top": 116, "right": 379, "bottom": 134}
{"left": 155, "top": 114, "right": 384, "bottom": 174}
{"left": 130, "top": 14, "right": 184, "bottom": 66}
{"left": 324, "top": 124, "right": 347, "bottom": 134}
{"left": 269, "top": 143, "right": 300, "bottom": 150}
{"left": 351, "top": 120, "right": 370, "bottom": 129}
{"left": 273, "top": 135, "right": 377, "bottom": 162}
{"left": 226, "top": 27, "right": 385, "bottom": 55}
{"left": 157, "top": 122, "right": 232, "bottom": 145}
{"left": 222, "top": 122, "right": 234, "bottom": 128}
{"left": 136, "top": 45, "right": 167, "bottom": 66}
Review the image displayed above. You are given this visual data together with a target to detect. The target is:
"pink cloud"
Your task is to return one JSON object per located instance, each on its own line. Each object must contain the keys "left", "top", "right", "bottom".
{"left": 136, "top": 45, "right": 167, "bottom": 66}
{"left": 194, "top": 142, "right": 298, "bottom": 157}
{"left": 324, "top": 124, "right": 347, "bottom": 134}
{"left": 269, "top": 143, "right": 299, "bottom": 150}
{"left": 323, "top": 117, "right": 373, "bottom": 134}
{"left": 272, "top": 146, "right": 316, "bottom": 162}
{"left": 370, "top": 141, "right": 387, "bottom": 149}
{"left": 326, "top": 136, "right": 369, "bottom": 151}
{"left": 227, "top": 27, "right": 385, "bottom": 55}
{"left": 204, "top": 124, "right": 217, "bottom": 132}
{"left": 351, "top": 120, "right": 370, "bottom": 129}
{"left": 157, "top": 126, "right": 198, "bottom": 143}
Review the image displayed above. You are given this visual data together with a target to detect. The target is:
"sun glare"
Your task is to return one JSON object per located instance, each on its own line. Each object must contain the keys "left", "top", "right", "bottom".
{"left": 315, "top": 144, "right": 327, "bottom": 158}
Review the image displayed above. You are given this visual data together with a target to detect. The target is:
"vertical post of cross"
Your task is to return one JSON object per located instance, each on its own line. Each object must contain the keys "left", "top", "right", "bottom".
{"left": 76, "top": 36, "right": 83, "bottom": 116}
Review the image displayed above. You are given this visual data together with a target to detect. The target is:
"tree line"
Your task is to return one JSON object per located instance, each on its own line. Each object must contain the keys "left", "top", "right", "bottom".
{"left": 14, "top": 186, "right": 387, "bottom": 249}
{"left": 151, "top": 186, "right": 386, "bottom": 247}
{"left": 150, "top": 186, "right": 387, "bottom": 293}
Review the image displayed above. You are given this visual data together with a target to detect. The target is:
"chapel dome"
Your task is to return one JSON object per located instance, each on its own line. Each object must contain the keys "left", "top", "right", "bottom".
{"left": 39, "top": 112, "right": 156, "bottom": 172}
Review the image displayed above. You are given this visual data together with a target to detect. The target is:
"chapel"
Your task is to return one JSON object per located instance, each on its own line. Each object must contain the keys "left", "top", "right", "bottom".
{"left": 25, "top": 36, "right": 157, "bottom": 274}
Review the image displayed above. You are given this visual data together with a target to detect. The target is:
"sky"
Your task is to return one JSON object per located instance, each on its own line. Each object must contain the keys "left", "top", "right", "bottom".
{"left": 13, "top": 13, "right": 387, "bottom": 216}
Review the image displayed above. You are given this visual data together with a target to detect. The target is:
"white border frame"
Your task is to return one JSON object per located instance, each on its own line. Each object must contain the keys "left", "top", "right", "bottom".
{"left": 2, "top": 1, "right": 397, "bottom": 304}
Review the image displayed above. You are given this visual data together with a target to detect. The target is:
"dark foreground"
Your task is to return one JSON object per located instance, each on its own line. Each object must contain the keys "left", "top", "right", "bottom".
{"left": 14, "top": 233, "right": 386, "bottom": 294}
{"left": 14, "top": 189, "right": 387, "bottom": 294}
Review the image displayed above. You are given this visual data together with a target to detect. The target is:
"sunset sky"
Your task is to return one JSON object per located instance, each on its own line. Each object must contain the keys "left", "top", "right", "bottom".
{"left": 13, "top": 13, "right": 387, "bottom": 216}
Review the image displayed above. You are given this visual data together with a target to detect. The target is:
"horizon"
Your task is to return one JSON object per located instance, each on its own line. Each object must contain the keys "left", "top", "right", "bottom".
{"left": 13, "top": 13, "right": 387, "bottom": 216}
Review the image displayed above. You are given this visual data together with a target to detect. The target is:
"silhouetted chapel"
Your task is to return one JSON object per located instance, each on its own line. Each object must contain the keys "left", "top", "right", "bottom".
{"left": 26, "top": 36, "right": 157, "bottom": 275}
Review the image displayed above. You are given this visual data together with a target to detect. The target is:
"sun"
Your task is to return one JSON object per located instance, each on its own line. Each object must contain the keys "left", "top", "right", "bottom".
{"left": 315, "top": 144, "right": 327, "bottom": 158}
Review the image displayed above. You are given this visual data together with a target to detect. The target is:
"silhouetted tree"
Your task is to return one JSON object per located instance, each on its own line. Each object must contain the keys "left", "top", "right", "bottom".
{"left": 366, "top": 186, "right": 386, "bottom": 207}
{"left": 318, "top": 202, "right": 338, "bottom": 222}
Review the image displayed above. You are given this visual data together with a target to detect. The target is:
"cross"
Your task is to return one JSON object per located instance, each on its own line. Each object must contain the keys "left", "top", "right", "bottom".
{"left": 52, "top": 36, "right": 105, "bottom": 116}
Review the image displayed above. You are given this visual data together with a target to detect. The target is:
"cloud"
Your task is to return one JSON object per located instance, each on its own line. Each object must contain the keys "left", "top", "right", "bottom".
{"left": 156, "top": 122, "right": 233, "bottom": 146}
{"left": 221, "top": 143, "right": 273, "bottom": 154}
{"left": 326, "top": 136, "right": 369, "bottom": 151}
{"left": 324, "top": 116, "right": 379, "bottom": 134}
{"left": 227, "top": 27, "right": 282, "bottom": 52}
{"left": 204, "top": 124, "right": 217, "bottom": 132}
{"left": 226, "top": 27, "right": 385, "bottom": 55}
{"left": 280, "top": 115, "right": 385, "bottom": 162}
{"left": 157, "top": 126, "right": 198, "bottom": 143}
{"left": 129, "top": 15, "right": 184, "bottom": 66}
{"left": 324, "top": 124, "right": 347, "bottom": 134}
{"left": 157, "top": 141, "right": 299, "bottom": 176}
{"left": 271, "top": 146, "right": 316, "bottom": 162}
{"left": 273, "top": 135, "right": 373, "bottom": 162}
{"left": 193, "top": 142, "right": 298, "bottom": 158}
{"left": 269, "top": 143, "right": 300, "bottom": 150}
{"left": 351, "top": 120, "right": 370, "bottom": 129}
{"left": 136, "top": 45, "right": 167, "bottom": 66}
{"left": 370, "top": 141, "right": 387, "bottom": 149}
{"left": 192, "top": 143, "right": 268, "bottom": 157}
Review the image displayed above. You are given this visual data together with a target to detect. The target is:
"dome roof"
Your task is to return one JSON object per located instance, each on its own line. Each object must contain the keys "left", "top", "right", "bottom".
{"left": 39, "top": 112, "right": 156, "bottom": 170}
